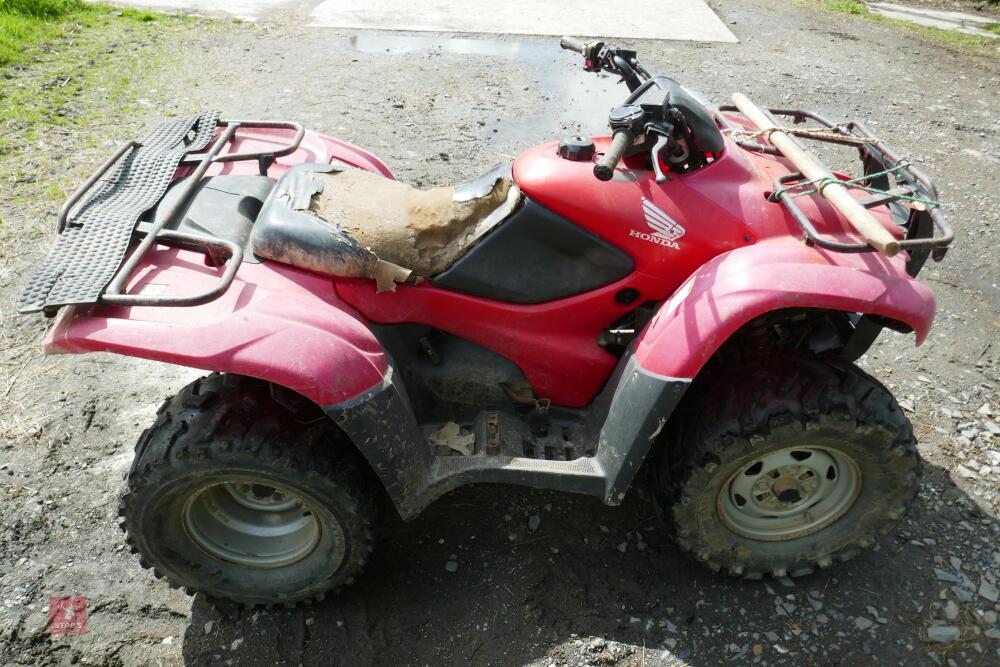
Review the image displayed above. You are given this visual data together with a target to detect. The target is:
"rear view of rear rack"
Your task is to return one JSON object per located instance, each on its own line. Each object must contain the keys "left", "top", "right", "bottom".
{"left": 19, "top": 113, "right": 304, "bottom": 315}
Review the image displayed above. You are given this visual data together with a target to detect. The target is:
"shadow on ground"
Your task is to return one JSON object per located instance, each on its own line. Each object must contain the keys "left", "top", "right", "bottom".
{"left": 180, "top": 460, "right": 998, "bottom": 666}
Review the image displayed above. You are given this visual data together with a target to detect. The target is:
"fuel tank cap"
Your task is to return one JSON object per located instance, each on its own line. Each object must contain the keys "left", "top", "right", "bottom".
{"left": 558, "top": 136, "right": 596, "bottom": 162}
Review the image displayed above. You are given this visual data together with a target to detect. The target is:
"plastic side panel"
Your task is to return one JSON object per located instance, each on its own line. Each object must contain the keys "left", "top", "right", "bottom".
{"left": 634, "top": 238, "right": 936, "bottom": 379}
{"left": 513, "top": 139, "right": 758, "bottom": 283}
{"left": 44, "top": 248, "right": 388, "bottom": 405}
{"left": 336, "top": 271, "right": 675, "bottom": 408}
{"left": 589, "top": 353, "right": 689, "bottom": 504}
{"left": 324, "top": 366, "right": 433, "bottom": 520}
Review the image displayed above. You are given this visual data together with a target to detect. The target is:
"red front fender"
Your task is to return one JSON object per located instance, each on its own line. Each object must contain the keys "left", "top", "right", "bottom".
{"left": 44, "top": 247, "right": 388, "bottom": 406}
{"left": 633, "top": 238, "right": 936, "bottom": 379}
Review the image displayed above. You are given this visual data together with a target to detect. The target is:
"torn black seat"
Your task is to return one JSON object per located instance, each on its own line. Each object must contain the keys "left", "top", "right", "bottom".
{"left": 250, "top": 163, "right": 521, "bottom": 291}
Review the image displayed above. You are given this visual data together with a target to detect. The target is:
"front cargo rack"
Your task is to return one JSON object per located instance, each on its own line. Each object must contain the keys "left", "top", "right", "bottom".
{"left": 20, "top": 113, "right": 304, "bottom": 315}
{"left": 716, "top": 106, "right": 954, "bottom": 276}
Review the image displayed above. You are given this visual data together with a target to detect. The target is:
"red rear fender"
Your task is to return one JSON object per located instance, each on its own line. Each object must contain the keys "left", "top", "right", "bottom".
{"left": 633, "top": 238, "right": 936, "bottom": 379}
{"left": 44, "top": 248, "right": 387, "bottom": 406}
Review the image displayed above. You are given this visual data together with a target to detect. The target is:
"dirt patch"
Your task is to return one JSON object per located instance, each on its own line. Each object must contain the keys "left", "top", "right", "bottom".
{"left": 1, "top": 0, "right": 999, "bottom": 665}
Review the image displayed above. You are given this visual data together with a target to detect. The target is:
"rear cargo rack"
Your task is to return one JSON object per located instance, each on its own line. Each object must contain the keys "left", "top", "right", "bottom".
{"left": 716, "top": 106, "right": 953, "bottom": 275}
{"left": 20, "top": 115, "right": 304, "bottom": 314}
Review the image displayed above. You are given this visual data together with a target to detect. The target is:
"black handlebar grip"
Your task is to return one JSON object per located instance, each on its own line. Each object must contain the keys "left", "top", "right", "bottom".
{"left": 594, "top": 130, "right": 633, "bottom": 181}
{"left": 560, "top": 35, "right": 586, "bottom": 53}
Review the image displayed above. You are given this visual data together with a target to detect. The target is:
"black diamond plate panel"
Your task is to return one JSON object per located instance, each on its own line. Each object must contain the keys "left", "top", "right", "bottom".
{"left": 19, "top": 111, "right": 221, "bottom": 313}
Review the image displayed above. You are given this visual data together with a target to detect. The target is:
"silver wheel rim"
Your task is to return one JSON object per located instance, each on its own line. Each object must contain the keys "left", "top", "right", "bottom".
{"left": 717, "top": 446, "right": 862, "bottom": 541}
{"left": 182, "top": 479, "right": 329, "bottom": 568}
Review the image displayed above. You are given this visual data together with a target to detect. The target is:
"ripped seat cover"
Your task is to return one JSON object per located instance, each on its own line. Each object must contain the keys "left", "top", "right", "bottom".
{"left": 250, "top": 163, "right": 521, "bottom": 292}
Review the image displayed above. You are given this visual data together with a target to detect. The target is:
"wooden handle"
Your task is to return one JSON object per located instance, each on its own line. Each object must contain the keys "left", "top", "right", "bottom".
{"left": 731, "top": 93, "right": 900, "bottom": 257}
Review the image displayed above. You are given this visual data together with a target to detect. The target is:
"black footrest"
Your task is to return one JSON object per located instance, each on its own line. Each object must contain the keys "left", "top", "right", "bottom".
{"left": 19, "top": 111, "right": 220, "bottom": 313}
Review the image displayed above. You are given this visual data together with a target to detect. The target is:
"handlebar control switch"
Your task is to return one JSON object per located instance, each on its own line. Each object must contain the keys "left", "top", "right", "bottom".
{"left": 558, "top": 136, "right": 596, "bottom": 162}
{"left": 608, "top": 105, "right": 646, "bottom": 139}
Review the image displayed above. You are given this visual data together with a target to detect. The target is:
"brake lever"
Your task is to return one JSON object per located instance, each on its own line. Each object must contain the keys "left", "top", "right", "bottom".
{"left": 648, "top": 127, "right": 672, "bottom": 184}
{"left": 650, "top": 133, "right": 669, "bottom": 183}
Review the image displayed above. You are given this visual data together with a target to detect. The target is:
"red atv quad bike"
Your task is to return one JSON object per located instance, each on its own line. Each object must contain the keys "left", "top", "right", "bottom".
{"left": 22, "top": 37, "right": 953, "bottom": 606}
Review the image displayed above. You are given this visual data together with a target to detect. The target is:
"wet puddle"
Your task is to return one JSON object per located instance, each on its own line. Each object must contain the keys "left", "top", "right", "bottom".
{"left": 350, "top": 33, "right": 627, "bottom": 147}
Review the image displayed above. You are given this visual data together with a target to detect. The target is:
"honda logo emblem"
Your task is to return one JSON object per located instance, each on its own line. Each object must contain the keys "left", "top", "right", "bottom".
{"left": 629, "top": 198, "right": 686, "bottom": 250}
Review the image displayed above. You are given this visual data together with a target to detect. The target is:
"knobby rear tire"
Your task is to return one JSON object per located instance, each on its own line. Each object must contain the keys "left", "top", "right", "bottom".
{"left": 119, "top": 374, "right": 377, "bottom": 607}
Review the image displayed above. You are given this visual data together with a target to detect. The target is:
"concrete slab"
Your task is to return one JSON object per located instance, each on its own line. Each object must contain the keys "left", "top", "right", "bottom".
{"left": 867, "top": 2, "right": 998, "bottom": 39}
{"left": 308, "top": 0, "right": 739, "bottom": 42}
{"left": 87, "top": 0, "right": 301, "bottom": 21}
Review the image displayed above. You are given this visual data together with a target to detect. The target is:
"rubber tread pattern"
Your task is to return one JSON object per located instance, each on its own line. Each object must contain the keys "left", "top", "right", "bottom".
{"left": 20, "top": 111, "right": 220, "bottom": 312}
{"left": 659, "top": 354, "right": 920, "bottom": 579}
{"left": 120, "top": 373, "right": 377, "bottom": 607}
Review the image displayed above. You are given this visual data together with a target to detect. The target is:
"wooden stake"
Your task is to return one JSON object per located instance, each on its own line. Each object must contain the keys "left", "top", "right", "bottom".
{"left": 731, "top": 93, "right": 901, "bottom": 257}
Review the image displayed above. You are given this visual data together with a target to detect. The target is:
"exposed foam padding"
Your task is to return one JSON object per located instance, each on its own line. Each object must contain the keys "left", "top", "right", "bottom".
{"left": 250, "top": 163, "right": 520, "bottom": 292}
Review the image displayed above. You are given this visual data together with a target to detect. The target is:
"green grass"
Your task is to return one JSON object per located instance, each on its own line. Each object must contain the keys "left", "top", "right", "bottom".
{"left": 820, "top": 0, "right": 866, "bottom": 14}
{"left": 0, "top": 1, "right": 93, "bottom": 67}
{"left": 0, "top": 3, "right": 193, "bottom": 152}
{"left": 0, "top": 0, "right": 85, "bottom": 16}
{"left": 0, "top": 0, "right": 159, "bottom": 67}
{"left": 812, "top": 0, "right": 1000, "bottom": 56}
{"left": 0, "top": 1, "right": 207, "bottom": 258}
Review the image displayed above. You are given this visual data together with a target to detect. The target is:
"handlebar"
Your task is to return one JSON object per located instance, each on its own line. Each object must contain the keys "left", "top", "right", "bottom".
{"left": 560, "top": 35, "right": 586, "bottom": 54}
{"left": 560, "top": 36, "right": 657, "bottom": 182}
{"left": 594, "top": 130, "right": 634, "bottom": 181}
{"left": 560, "top": 36, "right": 649, "bottom": 94}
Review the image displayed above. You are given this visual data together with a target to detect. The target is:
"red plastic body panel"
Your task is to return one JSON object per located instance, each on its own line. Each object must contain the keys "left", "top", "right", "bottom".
{"left": 514, "top": 137, "right": 756, "bottom": 285}
{"left": 336, "top": 272, "right": 674, "bottom": 408}
{"left": 633, "top": 237, "right": 935, "bottom": 379}
{"left": 513, "top": 129, "right": 904, "bottom": 297}
{"left": 200, "top": 126, "right": 395, "bottom": 180}
{"left": 43, "top": 128, "right": 393, "bottom": 406}
{"left": 335, "top": 130, "right": 925, "bottom": 408}
{"left": 44, "top": 121, "right": 937, "bottom": 411}
{"left": 45, "top": 248, "right": 387, "bottom": 405}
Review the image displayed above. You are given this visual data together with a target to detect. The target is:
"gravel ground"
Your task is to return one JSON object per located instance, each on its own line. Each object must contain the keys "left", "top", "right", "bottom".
{"left": 1, "top": 1, "right": 999, "bottom": 665}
